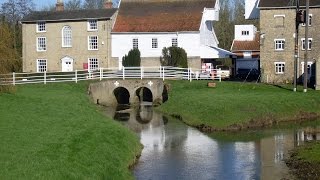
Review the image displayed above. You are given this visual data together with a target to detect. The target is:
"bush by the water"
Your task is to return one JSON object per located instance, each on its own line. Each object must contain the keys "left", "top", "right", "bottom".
{"left": 122, "top": 48, "right": 141, "bottom": 67}
{"left": 161, "top": 47, "right": 188, "bottom": 68}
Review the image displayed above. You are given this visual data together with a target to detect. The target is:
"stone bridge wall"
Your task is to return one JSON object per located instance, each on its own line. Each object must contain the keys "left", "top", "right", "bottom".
{"left": 88, "top": 79, "right": 164, "bottom": 106}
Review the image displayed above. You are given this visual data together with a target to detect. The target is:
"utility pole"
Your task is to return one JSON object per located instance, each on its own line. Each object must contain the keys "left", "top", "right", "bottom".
{"left": 293, "top": 0, "right": 300, "bottom": 92}
{"left": 303, "top": 0, "right": 309, "bottom": 92}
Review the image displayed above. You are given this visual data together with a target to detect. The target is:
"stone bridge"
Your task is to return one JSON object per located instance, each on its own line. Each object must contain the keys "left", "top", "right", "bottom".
{"left": 88, "top": 79, "right": 168, "bottom": 106}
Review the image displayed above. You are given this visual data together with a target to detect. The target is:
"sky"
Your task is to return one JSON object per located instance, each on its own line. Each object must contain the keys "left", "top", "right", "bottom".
{"left": 0, "top": 0, "right": 119, "bottom": 10}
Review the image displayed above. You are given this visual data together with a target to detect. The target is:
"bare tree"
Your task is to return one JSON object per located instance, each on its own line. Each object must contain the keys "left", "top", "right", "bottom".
{"left": 65, "top": 0, "right": 82, "bottom": 10}
{"left": 1, "top": 0, "right": 34, "bottom": 23}
{"left": 82, "top": 0, "right": 104, "bottom": 9}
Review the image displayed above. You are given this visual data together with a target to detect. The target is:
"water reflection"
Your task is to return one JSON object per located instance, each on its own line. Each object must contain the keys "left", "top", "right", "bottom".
{"left": 103, "top": 106, "right": 320, "bottom": 180}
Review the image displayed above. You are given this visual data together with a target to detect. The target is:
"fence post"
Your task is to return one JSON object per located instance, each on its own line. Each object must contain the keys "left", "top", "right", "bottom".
{"left": 44, "top": 71, "right": 47, "bottom": 84}
{"left": 141, "top": 66, "right": 143, "bottom": 79}
{"left": 88, "top": 71, "right": 91, "bottom": 79}
{"left": 122, "top": 66, "right": 125, "bottom": 80}
{"left": 100, "top": 68, "right": 103, "bottom": 81}
{"left": 162, "top": 67, "right": 165, "bottom": 81}
{"left": 75, "top": 70, "right": 78, "bottom": 83}
{"left": 190, "top": 68, "right": 192, "bottom": 82}
{"left": 12, "top": 72, "right": 15, "bottom": 86}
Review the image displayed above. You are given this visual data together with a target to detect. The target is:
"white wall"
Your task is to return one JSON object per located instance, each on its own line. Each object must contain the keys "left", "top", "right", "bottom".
{"left": 112, "top": 32, "right": 200, "bottom": 60}
{"left": 245, "top": 0, "right": 260, "bottom": 20}
{"left": 234, "top": 25, "right": 257, "bottom": 41}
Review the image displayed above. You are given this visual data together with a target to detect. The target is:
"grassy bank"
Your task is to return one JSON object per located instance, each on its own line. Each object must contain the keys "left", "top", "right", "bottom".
{"left": 0, "top": 82, "right": 141, "bottom": 179}
{"left": 160, "top": 80, "right": 320, "bottom": 130}
{"left": 286, "top": 142, "right": 320, "bottom": 179}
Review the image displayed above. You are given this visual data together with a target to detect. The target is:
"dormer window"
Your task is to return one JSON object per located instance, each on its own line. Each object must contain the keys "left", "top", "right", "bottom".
{"left": 37, "top": 22, "right": 46, "bottom": 32}
{"left": 241, "top": 31, "right": 249, "bottom": 36}
{"left": 88, "top": 20, "right": 98, "bottom": 31}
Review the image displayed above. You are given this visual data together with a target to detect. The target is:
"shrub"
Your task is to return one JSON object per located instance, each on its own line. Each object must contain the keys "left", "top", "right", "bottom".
{"left": 160, "top": 47, "right": 188, "bottom": 68}
{"left": 122, "top": 48, "right": 141, "bottom": 67}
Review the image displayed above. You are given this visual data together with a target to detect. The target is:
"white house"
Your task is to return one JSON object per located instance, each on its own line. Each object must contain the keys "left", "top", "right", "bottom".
{"left": 111, "top": 0, "right": 232, "bottom": 70}
{"left": 230, "top": 25, "right": 260, "bottom": 77}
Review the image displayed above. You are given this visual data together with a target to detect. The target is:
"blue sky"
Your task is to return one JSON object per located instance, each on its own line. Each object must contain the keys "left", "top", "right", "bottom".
{"left": 0, "top": 0, "right": 119, "bottom": 10}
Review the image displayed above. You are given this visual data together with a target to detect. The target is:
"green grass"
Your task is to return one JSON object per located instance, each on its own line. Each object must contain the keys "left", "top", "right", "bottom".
{"left": 296, "top": 142, "right": 320, "bottom": 163}
{"left": 159, "top": 80, "right": 320, "bottom": 128}
{"left": 0, "top": 82, "right": 141, "bottom": 179}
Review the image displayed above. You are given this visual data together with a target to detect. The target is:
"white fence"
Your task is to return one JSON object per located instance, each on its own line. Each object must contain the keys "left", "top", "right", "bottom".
{"left": 0, "top": 66, "right": 222, "bottom": 85}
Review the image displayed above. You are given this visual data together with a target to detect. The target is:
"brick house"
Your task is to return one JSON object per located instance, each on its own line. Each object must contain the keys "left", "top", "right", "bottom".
{"left": 258, "top": 0, "right": 320, "bottom": 84}
{"left": 21, "top": 0, "right": 117, "bottom": 73}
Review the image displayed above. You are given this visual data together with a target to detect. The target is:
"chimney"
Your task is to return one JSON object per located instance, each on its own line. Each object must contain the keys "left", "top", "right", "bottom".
{"left": 104, "top": 0, "right": 113, "bottom": 9}
{"left": 56, "top": 0, "right": 64, "bottom": 11}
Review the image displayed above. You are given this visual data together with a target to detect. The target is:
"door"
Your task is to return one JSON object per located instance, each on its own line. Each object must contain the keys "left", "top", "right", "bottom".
{"left": 61, "top": 57, "right": 73, "bottom": 72}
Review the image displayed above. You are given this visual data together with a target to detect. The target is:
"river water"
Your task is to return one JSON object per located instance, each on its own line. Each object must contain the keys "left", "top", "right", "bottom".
{"left": 103, "top": 105, "right": 320, "bottom": 180}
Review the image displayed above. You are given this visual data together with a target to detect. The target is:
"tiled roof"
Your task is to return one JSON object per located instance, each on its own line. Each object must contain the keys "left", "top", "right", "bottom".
{"left": 259, "top": 0, "right": 320, "bottom": 8}
{"left": 21, "top": 8, "right": 117, "bottom": 22}
{"left": 113, "top": 0, "right": 216, "bottom": 32}
{"left": 231, "top": 35, "right": 260, "bottom": 51}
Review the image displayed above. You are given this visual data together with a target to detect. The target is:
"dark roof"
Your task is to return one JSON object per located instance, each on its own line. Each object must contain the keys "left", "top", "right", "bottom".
{"left": 231, "top": 35, "right": 260, "bottom": 51}
{"left": 113, "top": 0, "right": 216, "bottom": 32}
{"left": 21, "top": 8, "right": 117, "bottom": 23}
{"left": 259, "top": 0, "right": 320, "bottom": 8}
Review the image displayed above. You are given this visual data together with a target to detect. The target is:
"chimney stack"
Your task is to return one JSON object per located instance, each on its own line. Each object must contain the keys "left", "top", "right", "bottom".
{"left": 104, "top": 0, "right": 113, "bottom": 9}
{"left": 56, "top": 0, "right": 64, "bottom": 11}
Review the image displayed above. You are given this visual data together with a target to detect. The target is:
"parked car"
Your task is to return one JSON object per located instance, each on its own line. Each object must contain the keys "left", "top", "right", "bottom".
{"left": 216, "top": 65, "right": 230, "bottom": 79}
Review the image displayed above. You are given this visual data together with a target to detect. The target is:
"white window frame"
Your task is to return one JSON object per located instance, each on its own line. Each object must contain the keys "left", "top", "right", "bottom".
{"left": 274, "top": 62, "right": 285, "bottom": 74}
{"left": 302, "top": 14, "right": 312, "bottom": 26}
{"left": 88, "top": 36, "right": 98, "bottom": 50}
{"left": 36, "top": 22, "right": 46, "bottom": 33}
{"left": 152, "top": 38, "right": 158, "bottom": 49}
{"left": 241, "top": 31, "right": 249, "bottom": 36}
{"left": 301, "top": 61, "right": 313, "bottom": 75}
{"left": 172, "top": 38, "right": 178, "bottom": 47}
{"left": 301, "top": 38, "right": 312, "bottom": 50}
{"left": 88, "top": 58, "right": 99, "bottom": 71}
{"left": 87, "top": 20, "right": 98, "bottom": 31}
{"left": 132, "top": 38, "right": 138, "bottom": 49}
{"left": 37, "top": 37, "right": 47, "bottom": 51}
{"left": 37, "top": 59, "right": 47, "bottom": 72}
{"left": 62, "top": 26, "right": 72, "bottom": 47}
{"left": 274, "top": 39, "right": 285, "bottom": 50}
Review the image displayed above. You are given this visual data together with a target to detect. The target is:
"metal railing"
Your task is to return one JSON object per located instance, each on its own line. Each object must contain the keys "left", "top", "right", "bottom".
{"left": 0, "top": 66, "right": 221, "bottom": 85}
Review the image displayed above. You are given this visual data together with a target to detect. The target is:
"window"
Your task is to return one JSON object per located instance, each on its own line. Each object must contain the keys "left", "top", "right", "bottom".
{"left": 301, "top": 62, "right": 313, "bottom": 75}
{"left": 132, "top": 38, "right": 138, "bottom": 49}
{"left": 302, "top": 14, "right": 312, "bottom": 26}
{"left": 274, "top": 15, "right": 285, "bottom": 27}
{"left": 62, "top": 26, "right": 72, "bottom": 47}
{"left": 152, "top": 38, "right": 158, "bottom": 48}
{"left": 275, "top": 62, "right": 285, "bottom": 74}
{"left": 37, "top": 37, "right": 47, "bottom": 51}
{"left": 172, "top": 38, "right": 178, "bottom": 47}
{"left": 88, "top": 58, "right": 99, "bottom": 71}
{"left": 88, "top": 36, "right": 98, "bottom": 50}
{"left": 274, "top": 39, "right": 285, "bottom": 50}
{"left": 37, "top": 22, "right": 46, "bottom": 32}
{"left": 88, "top": 20, "right": 98, "bottom": 31}
{"left": 241, "top": 31, "right": 249, "bottom": 35}
{"left": 37, "top": 59, "right": 47, "bottom": 72}
{"left": 301, "top": 38, "right": 312, "bottom": 50}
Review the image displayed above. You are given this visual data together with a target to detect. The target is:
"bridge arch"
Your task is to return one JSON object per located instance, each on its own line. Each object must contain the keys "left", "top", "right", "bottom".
{"left": 113, "top": 87, "right": 130, "bottom": 105}
{"left": 135, "top": 87, "right": 153, "bottom": 102}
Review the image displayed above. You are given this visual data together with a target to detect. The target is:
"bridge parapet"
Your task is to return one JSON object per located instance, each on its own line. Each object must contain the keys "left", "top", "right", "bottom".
{"left": 88, "top": 79, "right": 164, "bottom": 106}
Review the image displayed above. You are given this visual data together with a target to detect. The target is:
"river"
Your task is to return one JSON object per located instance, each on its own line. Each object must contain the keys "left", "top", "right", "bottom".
{"left": 103, "top": 105, "right": 320, "bottom": 180}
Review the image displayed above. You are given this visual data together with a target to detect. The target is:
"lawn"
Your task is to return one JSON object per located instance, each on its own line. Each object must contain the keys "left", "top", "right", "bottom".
{"left": 0, "top": 82, "right": 141, "bottom": 179}
{"left": 159, "top": 80, "right": 320, "bottom": 129}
